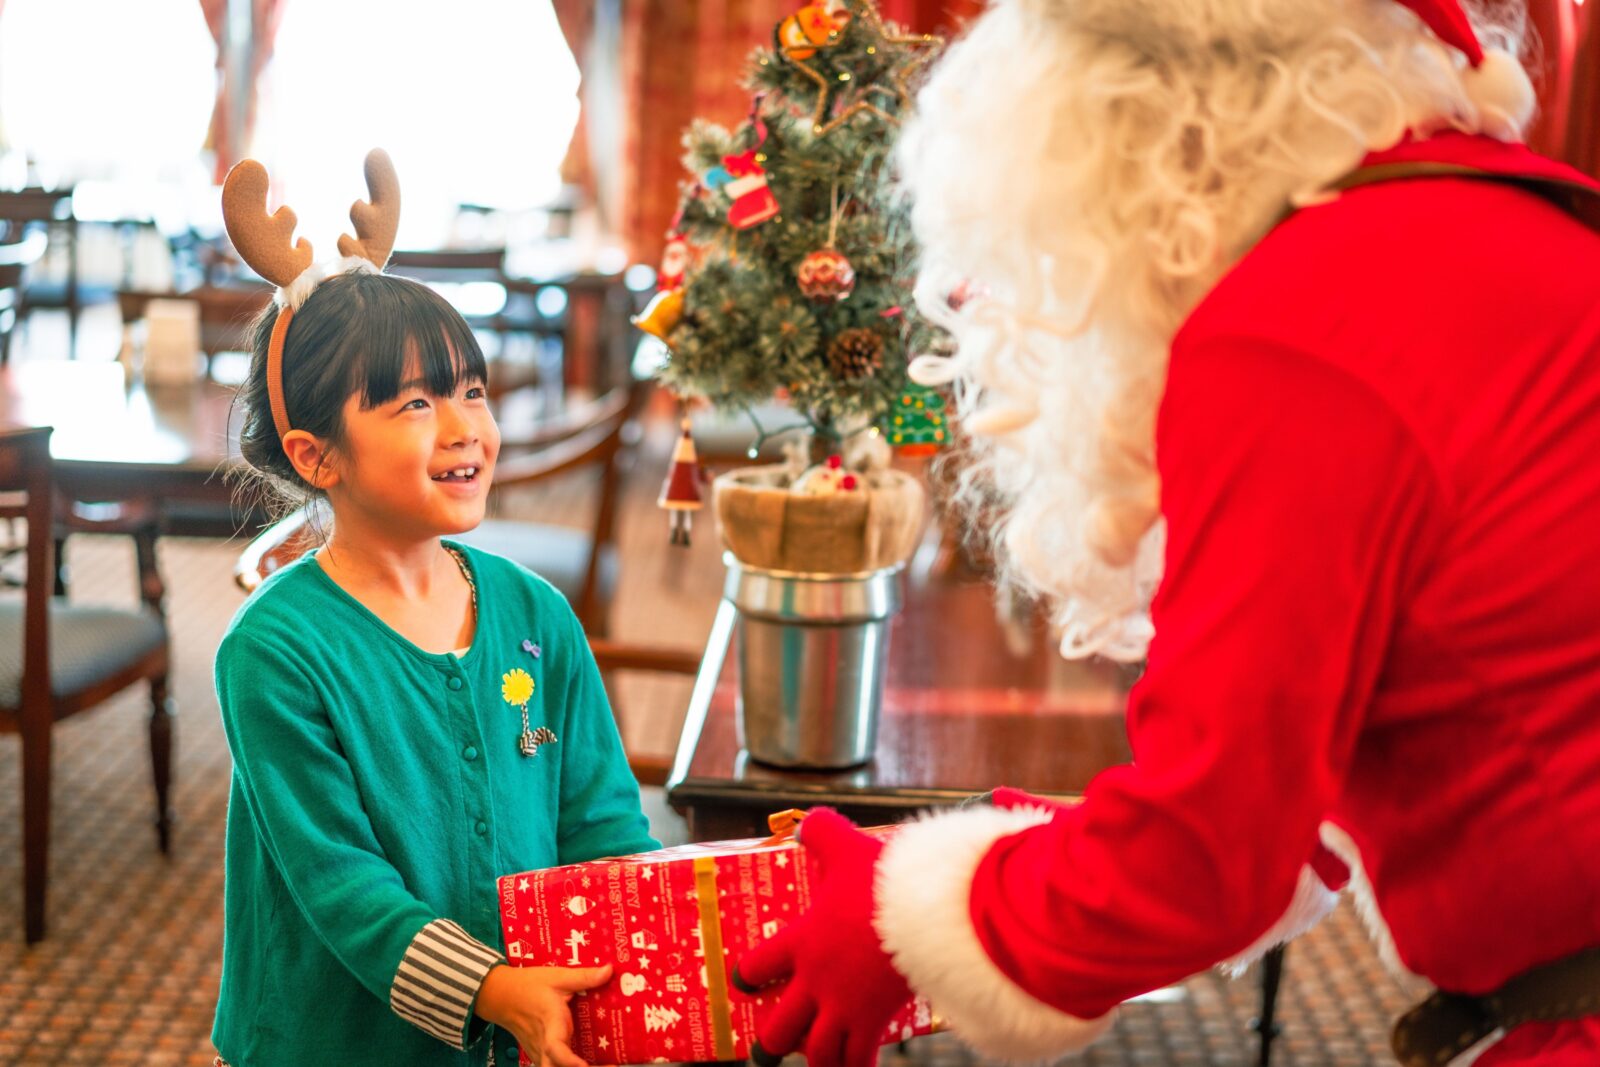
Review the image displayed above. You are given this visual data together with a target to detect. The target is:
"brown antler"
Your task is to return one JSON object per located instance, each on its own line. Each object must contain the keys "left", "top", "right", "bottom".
{"left": 337, "top": 148, "right": 401, "bottom": 269}
{"left": 221, "top": 160, "right": 314, "bottom": 289}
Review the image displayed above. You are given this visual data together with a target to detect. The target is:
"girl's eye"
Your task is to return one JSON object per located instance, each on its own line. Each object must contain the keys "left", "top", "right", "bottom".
{"left": 465, "top": 386, "right": 486, "bottom": 401}
{"left": 402, "top": 397, "right": 429, "bottom": 411}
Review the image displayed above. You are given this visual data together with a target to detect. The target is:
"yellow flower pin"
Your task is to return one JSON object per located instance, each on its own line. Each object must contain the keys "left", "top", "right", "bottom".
{"left": 501, "top": 668, "right": 535, "bottom": 706}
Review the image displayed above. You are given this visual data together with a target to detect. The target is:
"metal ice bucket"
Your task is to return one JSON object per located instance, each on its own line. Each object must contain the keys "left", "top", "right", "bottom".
{"left": 723, "top": 555, "right": 904, "bottom": 769}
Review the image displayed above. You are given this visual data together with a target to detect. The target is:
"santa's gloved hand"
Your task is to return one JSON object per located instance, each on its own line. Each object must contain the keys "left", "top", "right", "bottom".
{"left": 734, "top": 808, "right": 912, "bottom": 1067}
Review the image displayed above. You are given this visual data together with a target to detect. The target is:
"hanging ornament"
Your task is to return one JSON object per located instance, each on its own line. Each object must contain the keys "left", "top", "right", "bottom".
{"left": 887, "top": 381, "right": 949, "bottom": 456}
{"left": 793, "top": 454, "right": 861, "bottom": 496}
{"left": 778, "top": 0, "right": 942, "bottom": 136}
{"left": 658, "top": 417, "right": 706, "bottom": 546}
{"left": 658, "top": 231, "right": 690, "bottom": 290}
{"left": 632, "top": 287, "right": 684, "bottom": 341}
{"left": 722, "top": 149, "right": 780, "bottom": 230}
{"left": 826, "top": 326, "right": 884, "bottom": 380}
{"left": 776, "top": 2, "right": 847, "bottom": 61}
{"left": 797, "top": 248, "right": 855, "bottom": 302}
{"left": 796, "top": 183, "right": 855, "bottom": 302}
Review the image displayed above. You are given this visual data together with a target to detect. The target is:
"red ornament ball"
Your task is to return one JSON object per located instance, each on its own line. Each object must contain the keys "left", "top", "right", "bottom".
{"left": 796, "top": 248, "right": 856, "bottom": 303}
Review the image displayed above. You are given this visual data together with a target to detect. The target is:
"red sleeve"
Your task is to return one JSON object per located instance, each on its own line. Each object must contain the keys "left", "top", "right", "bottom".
{"left": 968, "top": 334, "right": 1447, "bottom": 1018}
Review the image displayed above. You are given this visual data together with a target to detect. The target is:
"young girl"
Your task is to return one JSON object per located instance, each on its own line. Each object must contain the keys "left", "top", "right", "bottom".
{"left": 211, "top": 152, "right": 657, "bottom": 1067}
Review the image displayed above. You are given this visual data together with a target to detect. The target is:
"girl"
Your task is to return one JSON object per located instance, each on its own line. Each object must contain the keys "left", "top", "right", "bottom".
{"left": 211, "top": 152, "right": 657, "bottom": 1067}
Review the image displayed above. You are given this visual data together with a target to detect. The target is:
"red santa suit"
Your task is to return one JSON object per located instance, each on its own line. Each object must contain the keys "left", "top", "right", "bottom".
{"left": 865, "top": 131, "right": 1600, "bottom": 1065}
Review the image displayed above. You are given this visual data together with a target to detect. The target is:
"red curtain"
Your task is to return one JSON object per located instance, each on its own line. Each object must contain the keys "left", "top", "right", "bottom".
{"left": 876, "top": 0, "right": 982, "bottom": 33}
{"left": 1526, "top": 0, "right": 1580, "bottom": 157}
{"left": 202, "top": 0, "right": 288, "bottom": 184}
{"left": 620, "top": 0, "right": 794, "bottom": 262}
{"left": 616, "top": 0, "right": 983, "bottom": 262}
{"left": 551, "top": 0, "right": 599, "bottom": 216}
{"left": 1565, "top": 1, "right": 1600, "bottom": 177}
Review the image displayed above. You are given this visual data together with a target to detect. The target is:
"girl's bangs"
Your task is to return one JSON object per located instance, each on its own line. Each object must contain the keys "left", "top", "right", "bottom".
{"left": 344, "top": 277, "right": 488, "bottom": 408}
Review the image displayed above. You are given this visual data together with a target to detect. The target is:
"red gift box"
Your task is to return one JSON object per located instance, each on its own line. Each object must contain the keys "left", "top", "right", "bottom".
{"left": 496, "top": 814, "right": 939, "bottom": 1065}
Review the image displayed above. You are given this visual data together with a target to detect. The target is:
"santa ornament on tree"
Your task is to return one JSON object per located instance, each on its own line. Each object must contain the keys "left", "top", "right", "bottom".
{"left": 732, "top": 1, "right": 1600, "bottom": 1066}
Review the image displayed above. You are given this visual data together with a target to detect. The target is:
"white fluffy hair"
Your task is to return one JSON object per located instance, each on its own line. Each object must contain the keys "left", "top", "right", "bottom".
{"left": 898, "top": 0, "right": 1531, "bottom": 661}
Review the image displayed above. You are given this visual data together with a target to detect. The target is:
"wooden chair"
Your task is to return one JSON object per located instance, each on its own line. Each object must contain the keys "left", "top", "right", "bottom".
{"left": 0, "top": 426, "right": 174, "bottom": 943}
{"left": 0, "top": 188, "right": 78, "bottom": 354}
{"left": 116, "top": 284, "right": 274, "bottom": 377}
{"left": 0, "top": 227, "right": 48, "bottom": 365}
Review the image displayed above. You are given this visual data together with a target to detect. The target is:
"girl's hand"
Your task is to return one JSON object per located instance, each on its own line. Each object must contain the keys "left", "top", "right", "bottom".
{"left": 475, "top": 963, "right": 613, "bottom": 1067}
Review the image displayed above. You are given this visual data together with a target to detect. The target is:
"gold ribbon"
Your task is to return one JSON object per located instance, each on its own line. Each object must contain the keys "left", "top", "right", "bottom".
{"left": 685, "top": 810, "right": 809, "bottom": 1060}
{"left": 693, "top": 856, "right": 737, "bottom": 1061}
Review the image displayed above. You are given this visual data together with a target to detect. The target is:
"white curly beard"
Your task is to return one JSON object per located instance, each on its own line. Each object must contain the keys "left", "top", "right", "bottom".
{"left": 898, "top": 0, "right": 1528, "bottom": 661}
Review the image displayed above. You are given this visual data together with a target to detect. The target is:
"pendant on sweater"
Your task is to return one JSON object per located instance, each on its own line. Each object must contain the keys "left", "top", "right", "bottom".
{"left": 502, "top": 667, "right": 557, "bottom": 758}
{"left": 519, "top": 725, "right": 558, "bottom": 757}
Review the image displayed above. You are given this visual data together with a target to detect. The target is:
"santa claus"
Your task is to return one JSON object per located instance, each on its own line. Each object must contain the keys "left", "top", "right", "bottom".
{"left": 735, "top": 1, "right": 1600, "bottom": 1065}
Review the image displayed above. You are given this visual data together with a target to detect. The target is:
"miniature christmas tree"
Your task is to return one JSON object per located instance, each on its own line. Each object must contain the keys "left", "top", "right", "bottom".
{"left": 886, "top": 381, "right": 948, "bottom": 456}
{"left": 640, "top": 0, "right": 948, "bottom": 464}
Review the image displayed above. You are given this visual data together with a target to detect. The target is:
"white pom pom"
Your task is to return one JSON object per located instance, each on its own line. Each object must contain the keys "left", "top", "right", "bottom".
{"left": 1464, "top": 49, "right": 1536, "bottom": 143}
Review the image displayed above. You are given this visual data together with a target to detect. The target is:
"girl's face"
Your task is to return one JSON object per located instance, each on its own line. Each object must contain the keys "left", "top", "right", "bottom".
{"left": 326, "top": 353, "right": 500, "bottom": 540}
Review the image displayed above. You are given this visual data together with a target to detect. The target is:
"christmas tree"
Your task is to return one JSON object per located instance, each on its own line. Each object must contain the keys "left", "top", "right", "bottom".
{"left": 642, "top": 0, "right": 948, "bottom": 462}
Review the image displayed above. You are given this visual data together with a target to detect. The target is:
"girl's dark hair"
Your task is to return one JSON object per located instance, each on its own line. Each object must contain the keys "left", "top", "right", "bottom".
{"left": 233, "top": 270, "right": 488, "bottom": 517}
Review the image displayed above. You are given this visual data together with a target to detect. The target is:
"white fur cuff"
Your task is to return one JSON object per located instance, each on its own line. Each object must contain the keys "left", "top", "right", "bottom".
{"left": 1219, "top": 864, "right": 1340, "bottom": 977}
{"left": 875, "top": 806, "right": 1114, "bottom": 1064}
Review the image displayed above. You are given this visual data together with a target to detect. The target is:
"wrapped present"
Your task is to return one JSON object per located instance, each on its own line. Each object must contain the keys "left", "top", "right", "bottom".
{"left": 495, "top": 811, "right": 938, "bottom": 1065}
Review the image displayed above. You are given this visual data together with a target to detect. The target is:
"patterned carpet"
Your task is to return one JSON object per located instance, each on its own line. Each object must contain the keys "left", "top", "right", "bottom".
{"left": 0, "top": 434, "right": 1416, "bottom": 1067}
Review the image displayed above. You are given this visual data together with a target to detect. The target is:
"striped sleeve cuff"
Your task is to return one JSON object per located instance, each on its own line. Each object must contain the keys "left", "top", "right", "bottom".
{"left": 391, "top": 919, "right": 504, "bottom": 1049}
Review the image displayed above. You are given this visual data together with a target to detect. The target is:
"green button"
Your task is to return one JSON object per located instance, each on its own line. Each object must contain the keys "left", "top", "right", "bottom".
{"left": 447, "top": 677, "right": 463, "bottom": 691}
{"left": 475, "top": 820, "right": 488, "bottom": 836}
{"left": 463, "top": 746, "right": 478, "bottom": 761}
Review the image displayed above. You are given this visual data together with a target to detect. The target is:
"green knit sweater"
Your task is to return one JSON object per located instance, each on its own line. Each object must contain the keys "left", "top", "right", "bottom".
{"left": 211, "top": 542, "right": 657, "bottom": 1067}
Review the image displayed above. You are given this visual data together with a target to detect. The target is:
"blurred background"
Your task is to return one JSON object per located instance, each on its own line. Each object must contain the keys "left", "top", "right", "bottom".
{"left": 0, "top": 2, "right": 1596, "bottom": 1065}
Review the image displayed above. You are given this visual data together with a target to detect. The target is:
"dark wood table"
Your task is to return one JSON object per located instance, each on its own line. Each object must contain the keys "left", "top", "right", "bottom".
{"left": 666, "top": 572, "right": 1289, "bottom": 1066}
{"left": 0, "top": 360, "right": 240, "bottom": 506}
{"left": 666, "top": 575, "right": 1133, "bottom": 839}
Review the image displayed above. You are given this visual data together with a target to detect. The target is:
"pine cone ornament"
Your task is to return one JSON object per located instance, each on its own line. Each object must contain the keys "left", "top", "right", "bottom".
{"left": 797, "top": 247, "right": 856, "bottom": 302}
{"left": 827, "top": 327, "right": 883, "bottom": 380}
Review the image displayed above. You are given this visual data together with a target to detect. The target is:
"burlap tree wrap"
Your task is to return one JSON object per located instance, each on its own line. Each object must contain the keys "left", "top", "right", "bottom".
{"left": 713, "top": 466, "right": 925, "bottom": 574}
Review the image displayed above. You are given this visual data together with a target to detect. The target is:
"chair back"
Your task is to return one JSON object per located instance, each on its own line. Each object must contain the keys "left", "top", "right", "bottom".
{"left": 387, "top": 247, "right": 506, "bottom": 283}
{"left": 493, "top": 381, "right": 648, "bottom": 630}
{"left": 233, "top": 503, "right": 321, "bottom": 595}
{"left": 0, "top": 426, "right": 55, "bottom": 721}
{"left": 193, "top": 285, "right": 275, "bottom": 358}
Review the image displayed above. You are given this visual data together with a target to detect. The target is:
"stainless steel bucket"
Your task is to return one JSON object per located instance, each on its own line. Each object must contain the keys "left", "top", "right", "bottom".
{"left": 723, "top": 555, "right": 904, "bottom": 769}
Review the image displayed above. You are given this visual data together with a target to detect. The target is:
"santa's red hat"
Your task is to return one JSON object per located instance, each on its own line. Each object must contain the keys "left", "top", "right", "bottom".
{"left": 1393, "top": 0, "right": 1536, "bottom": 141}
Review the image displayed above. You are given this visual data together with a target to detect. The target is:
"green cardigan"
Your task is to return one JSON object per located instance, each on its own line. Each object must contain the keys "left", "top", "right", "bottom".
{"left": 212, "top": 543, "right": 657, "bottom": 1067}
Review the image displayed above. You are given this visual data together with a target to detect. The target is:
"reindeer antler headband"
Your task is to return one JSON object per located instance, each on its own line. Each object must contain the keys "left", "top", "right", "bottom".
{"left": 221, "top": 149, "right": 402, "bottom": 440}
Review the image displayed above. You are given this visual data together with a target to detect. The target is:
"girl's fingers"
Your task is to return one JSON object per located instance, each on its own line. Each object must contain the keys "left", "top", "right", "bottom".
{"left": 549, "top": 964, "right": 614, "bottom": 993}
{"left": 545, "top": 1036, "right": 590, "bottom": 1067}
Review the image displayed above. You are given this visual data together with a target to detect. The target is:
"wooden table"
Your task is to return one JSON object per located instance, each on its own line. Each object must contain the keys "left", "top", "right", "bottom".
{"left": 666, "top": 572, "right": 1290, "bottom": 1067}
{"left": 0, "top": 360, "right": 240, "bottom": 506}
{"left": 666, "top": 576, "right": 1133, "bottom": 840}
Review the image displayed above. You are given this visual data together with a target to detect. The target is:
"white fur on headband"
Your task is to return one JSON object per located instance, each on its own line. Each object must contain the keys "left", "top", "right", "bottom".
{"left": 275, "top": 255, "right": 384, "bottom": 311}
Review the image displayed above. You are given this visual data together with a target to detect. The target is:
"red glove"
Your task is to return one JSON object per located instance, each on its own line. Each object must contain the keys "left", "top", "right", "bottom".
{"left": 734, "top": 809, "right": 913, "bottom": 1067}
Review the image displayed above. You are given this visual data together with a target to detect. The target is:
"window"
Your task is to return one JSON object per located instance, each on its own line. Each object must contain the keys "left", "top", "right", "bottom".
{"left": 253, "top": 0, "right": 580, "bottom": 251}
{"left": 0, "top": 0, "right": 215, "bottom": 188}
